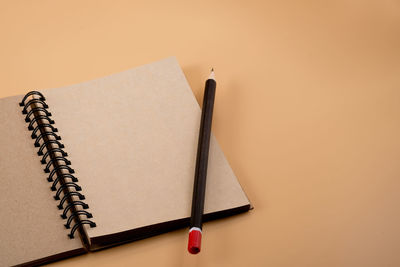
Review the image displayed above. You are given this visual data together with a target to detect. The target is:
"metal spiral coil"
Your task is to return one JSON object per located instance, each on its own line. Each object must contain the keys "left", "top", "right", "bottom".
{"left": 20, "top": 91, "right": 96, "bottom": 239}
{"left": 31, "top": 123, "right": 58, "bottom": 139}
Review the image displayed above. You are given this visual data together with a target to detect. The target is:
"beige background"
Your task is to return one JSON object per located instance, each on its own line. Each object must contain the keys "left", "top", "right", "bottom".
{"left": 1, "top": 0, "right": 399, "bottom": 266}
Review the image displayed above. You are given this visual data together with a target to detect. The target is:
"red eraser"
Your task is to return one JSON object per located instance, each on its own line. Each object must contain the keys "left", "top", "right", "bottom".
{"left": 188, "top": 228, "right": 202, "bottom": 254}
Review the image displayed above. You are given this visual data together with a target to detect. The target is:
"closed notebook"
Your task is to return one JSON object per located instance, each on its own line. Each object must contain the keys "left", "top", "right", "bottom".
{"left": 0, "top": 57, "right": 251, "bottom": 266}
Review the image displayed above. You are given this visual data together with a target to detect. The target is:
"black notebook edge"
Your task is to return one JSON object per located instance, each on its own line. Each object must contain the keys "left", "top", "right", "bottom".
{"left": 88, "top": 204, "right": 252, "bottom": 251}
{"left": 13, "top": 247, "right": 87, "bottom": 267}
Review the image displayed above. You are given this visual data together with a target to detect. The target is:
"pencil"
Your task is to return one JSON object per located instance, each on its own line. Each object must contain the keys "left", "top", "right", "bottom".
{"left": 188, "top": 68, "right": 216, "bottom": 254}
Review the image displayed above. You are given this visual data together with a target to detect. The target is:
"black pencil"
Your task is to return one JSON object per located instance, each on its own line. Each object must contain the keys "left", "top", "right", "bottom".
{"left": 188, "top": 69, "right": 216, "bottom": 254}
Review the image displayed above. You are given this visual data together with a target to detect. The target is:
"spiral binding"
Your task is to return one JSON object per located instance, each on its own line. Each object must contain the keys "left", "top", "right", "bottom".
{"left": 31, "top": 123, "right": 58, "bottom": 139}
{"left": 20, "top": 91, "right": 96, "bottom": 239}
{"left": 41, "top": 148, "right": 68, "bottom": 163}
{"left": 38, "top": 140, "right": 64, "bottom": 156}
{"left": 25, "top": 107, "right": 52, "bottom": 122}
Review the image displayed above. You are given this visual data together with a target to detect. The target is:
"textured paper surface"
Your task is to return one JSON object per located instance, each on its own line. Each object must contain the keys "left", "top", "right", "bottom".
{"left": 43, "top": 57, "right": 250, "bottom": 240}
{"left": 0, "top": 96, "right": 84, "bottom": 267}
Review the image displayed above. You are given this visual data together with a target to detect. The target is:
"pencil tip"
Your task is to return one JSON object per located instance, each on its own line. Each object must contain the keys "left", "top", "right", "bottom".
{"left": 208, "top": 68, "right": 215, "bottom": 80}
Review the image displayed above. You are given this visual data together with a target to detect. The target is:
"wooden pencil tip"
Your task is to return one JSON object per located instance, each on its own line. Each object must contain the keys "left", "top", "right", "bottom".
{"left": 208, "top": 69, "right": 215, "bottom": 80}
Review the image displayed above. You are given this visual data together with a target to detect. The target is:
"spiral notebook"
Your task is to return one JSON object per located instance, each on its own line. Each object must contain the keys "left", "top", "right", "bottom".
{"left": 0, "top": 57, "right": 251, "bottom": 267}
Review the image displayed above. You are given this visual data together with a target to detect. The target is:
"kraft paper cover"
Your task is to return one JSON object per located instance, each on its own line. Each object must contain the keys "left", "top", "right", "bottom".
{"left": 43, "top": 57, "right": 250, "bottom": 243}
